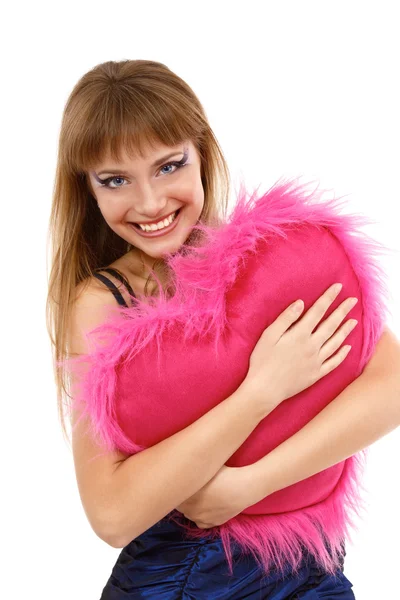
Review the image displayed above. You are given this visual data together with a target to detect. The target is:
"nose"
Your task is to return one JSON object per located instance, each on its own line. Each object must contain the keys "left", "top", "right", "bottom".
{"left": 132, "top": 182, "right": 168, "bottom": 222}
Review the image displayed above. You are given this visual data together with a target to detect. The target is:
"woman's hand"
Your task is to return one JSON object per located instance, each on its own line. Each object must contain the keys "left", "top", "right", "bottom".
{"left": 176, "top": 283, "right": 360, "bottom": 528}
{"left": 175, "top": 465, "right": 251, "bottom": 528}
{"left": 244, "top": 282, "right": 359, "bottom": 416}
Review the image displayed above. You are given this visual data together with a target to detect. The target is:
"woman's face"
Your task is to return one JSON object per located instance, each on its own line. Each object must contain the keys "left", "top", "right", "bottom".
{"left": 87, "top": 139, "right": 205, "bottom": 262}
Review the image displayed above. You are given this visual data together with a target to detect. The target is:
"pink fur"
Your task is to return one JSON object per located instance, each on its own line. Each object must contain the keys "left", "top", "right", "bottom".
{"left": 62, "top": 176, "right": 392, "bottom": 576}
{"left": 168, "top": 446, "right": 369, "bottom": 577}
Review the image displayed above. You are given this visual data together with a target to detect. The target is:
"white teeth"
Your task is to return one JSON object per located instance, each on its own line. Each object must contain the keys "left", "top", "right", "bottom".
{"left": 138, "top": 210, "right": 178, "bottom": 232}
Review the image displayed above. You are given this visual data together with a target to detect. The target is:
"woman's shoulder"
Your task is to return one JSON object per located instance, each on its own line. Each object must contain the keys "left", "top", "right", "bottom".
{"left": 68, "top": 278, "right": 122, "bottom": 355}
{"left": 76, "top": 253, "right": 142, "bottom": 308}
{"left": 74, "top": 273, "right": 121, "bottom": 307}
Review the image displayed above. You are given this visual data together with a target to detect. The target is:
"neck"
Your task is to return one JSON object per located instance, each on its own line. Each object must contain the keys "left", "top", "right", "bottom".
{"left": 127, "top": 248, "right": 163, "bottom": 280}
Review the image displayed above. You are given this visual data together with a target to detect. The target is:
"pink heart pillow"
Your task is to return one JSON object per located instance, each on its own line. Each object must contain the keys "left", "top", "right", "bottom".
{"left": 67, "top": 178, "right": 390, "bottom": 575}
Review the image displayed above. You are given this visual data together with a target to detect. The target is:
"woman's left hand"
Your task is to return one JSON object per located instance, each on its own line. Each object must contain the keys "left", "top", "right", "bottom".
{"left": 175, "top": 465, "right": 252, "bottom": 528}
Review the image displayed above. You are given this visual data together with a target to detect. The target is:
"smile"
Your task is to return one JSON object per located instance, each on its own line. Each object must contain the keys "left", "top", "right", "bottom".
{"left": 129, "top": 208, "right": 182, "bottom": 238}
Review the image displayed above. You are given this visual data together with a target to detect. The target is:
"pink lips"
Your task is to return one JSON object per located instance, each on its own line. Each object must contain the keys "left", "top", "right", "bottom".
{"left": 129, "top": 209, "right": 181, "bottom": 238}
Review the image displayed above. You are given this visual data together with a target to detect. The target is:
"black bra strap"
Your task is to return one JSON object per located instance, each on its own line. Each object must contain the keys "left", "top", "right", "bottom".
{"left": 100, "top": 268, "right": 136, "bottom": 299}
{"left": 93, "top": 272, "right": 129, "bottom": 307}
{"left": 93, "top": 268, "right": 137, "bottom": 308}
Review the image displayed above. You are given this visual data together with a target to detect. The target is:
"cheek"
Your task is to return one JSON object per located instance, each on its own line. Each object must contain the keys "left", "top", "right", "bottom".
{"left": 97, "top": 200, "right": 124, "bottom": 224}
{"left": 193, "top": 182, "right": 205, "bottom": 210}
{"left": 173, "top": 174, "right": 204, "bottom": 206}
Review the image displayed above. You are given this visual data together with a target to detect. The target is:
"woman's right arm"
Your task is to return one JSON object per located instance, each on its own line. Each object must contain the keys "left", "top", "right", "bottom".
{"left": 69, "top": 281, "right": 271, "bottom": 549}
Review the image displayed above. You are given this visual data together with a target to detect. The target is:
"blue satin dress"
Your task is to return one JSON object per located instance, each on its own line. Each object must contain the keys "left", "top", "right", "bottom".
{"left": 99, "top": 511, "right": 356, "bottom": 599}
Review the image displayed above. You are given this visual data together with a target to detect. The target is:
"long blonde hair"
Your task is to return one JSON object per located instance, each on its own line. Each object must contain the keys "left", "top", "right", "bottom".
{"left": 46, "top": 59, "right": 231, "bottom": 446}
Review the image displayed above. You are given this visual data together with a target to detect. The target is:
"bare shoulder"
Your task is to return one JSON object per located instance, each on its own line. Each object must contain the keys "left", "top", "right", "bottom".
{"left": 68, "top": 276, "right": 122, "bottom": 355}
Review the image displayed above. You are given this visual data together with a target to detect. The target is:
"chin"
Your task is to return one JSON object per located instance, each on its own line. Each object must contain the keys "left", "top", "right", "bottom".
{"left": 139, "top": 244, "right": 179, "bottom": 262}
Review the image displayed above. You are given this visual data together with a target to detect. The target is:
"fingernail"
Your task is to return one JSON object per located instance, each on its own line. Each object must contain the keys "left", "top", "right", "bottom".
{"left": 292, "top": 300, "right": 303, "bottom": 312}
{"left": 333, "top": 283, "right": 343, "bottom": 293}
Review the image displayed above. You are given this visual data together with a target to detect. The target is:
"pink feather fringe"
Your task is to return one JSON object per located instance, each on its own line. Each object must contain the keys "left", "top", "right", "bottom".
{"left": 62, "top": 176, "right": 392, "bottom": 576}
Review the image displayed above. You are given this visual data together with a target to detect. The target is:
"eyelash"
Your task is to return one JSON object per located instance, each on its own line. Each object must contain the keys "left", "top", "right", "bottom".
{"left": 97, "top": 158, "right": 188, "bottom": 190}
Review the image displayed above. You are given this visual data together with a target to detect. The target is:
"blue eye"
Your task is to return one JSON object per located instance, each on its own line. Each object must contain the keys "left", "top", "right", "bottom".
{"left": 108, "top": 176, "right": 126, "bottom": 188}
{"left": 98, "top": 158, "right": 188, "bottom": 190}
{"left": 160, "top": 164, "right": 174, "bottom": 175}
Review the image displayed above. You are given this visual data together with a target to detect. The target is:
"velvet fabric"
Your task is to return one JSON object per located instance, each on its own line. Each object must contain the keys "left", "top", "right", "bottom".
{"left": 65, "top": 178, "right": 391, "bottom": 578}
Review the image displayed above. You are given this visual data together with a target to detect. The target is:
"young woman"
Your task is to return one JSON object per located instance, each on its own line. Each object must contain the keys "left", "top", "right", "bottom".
{"left": 47, "top": 59, "right": 400, "bottom": 598}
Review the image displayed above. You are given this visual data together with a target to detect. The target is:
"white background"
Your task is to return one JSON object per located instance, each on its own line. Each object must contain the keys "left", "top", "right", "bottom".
{"left": 2, "top": 1, "right": 399, "bottom": 598}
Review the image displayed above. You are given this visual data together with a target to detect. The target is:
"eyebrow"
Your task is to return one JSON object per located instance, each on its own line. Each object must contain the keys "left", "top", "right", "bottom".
{"left": 94, "top": 150, "right": 185, "bottom": 178}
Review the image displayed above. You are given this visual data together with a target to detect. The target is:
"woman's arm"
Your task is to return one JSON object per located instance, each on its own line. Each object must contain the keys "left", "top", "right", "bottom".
{"left": 175, "top": 327, "right": 400, "bottom": 526}
{"left": 243, "top": 326, "right": 400, "bottom": 504}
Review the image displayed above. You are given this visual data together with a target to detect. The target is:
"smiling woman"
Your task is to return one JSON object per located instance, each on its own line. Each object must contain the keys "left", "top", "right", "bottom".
{"left": 84, "top": 138, "right": 207, "bottom": 270}
{"left": 47, "top": 59, "right": 398, "bottom": 599}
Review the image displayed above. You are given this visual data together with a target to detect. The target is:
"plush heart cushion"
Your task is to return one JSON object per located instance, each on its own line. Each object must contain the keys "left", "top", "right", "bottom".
{"left": 67, "top": 178, "right": 390, "bottom": 575}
